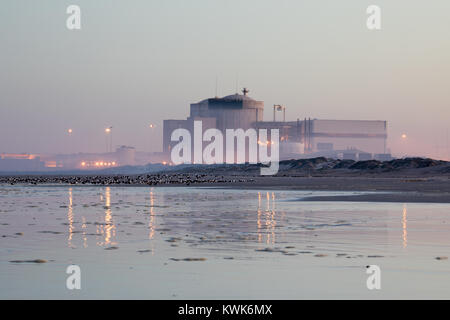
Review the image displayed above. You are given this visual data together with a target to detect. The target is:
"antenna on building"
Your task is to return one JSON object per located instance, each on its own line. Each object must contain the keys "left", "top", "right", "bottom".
{"left": 273, "top": 104, "right": 286, "bottom": 122}
{"left": 242, "top": 88, "right": 249, "bottom": 96}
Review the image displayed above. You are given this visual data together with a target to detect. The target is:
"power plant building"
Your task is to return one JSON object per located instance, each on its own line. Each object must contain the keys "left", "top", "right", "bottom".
{"left": 163, "top": 89, "right": 389, "bottom": 162}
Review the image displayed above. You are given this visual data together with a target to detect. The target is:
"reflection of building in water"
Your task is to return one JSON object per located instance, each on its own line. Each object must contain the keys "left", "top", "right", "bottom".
{"left": 146, "top": 188, "right": 157, "bottom": 254}
{"left": 66, "top": 187, "right": 156, "bottom": 249}
{"left": 257, "top": 191, "right": 277, "bottom": 245}
{"left": 148, "top": 189, "right": 156, "bottom": 240}
{"left": 96, "top": 187, "right": 117, "bottom": 246}
{"left": 67, "top": 188, "right": 88, "bottom": 248}
{"left": 402, "top": 204, "right": 408, "bottom": 248}
{"left": 81, "top": 216, "right": 87, "bottom": 248}
{"left": 68, "top": 188, "right": 74, "bottom": 247}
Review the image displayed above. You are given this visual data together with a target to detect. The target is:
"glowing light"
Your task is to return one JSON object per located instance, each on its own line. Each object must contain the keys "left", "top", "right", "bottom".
{"left": 81, "top": 162, "right": 86, "bottom": 167}
{"left": 401, "top": 134, "right": 407, "bottom": 139}
{"left": 105, "top": 127, "right": 111, "bottom": 133}
{"left": 45, "top": 161, "right": 57, "bottom": 168}
{"left": 67, "top": 188, "right": 73, "bottom": 247}
{"left": 149, "top": 124, "right": 155, "bottom": 128}
{"left": 67, "top": 128, "right": 73, "bottom": 134}
{"left": 99, "top": 187, "right": 116, "bottom": 246}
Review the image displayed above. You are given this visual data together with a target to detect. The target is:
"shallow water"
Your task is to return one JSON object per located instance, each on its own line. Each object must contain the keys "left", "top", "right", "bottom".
{"left": 0, "top": 186, "right": 449, "bottom": 299}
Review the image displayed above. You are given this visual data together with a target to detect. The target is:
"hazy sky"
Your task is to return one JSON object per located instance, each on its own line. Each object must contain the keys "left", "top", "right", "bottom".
{"left": 1, "top": 0, "right": 449, "bottom": 159}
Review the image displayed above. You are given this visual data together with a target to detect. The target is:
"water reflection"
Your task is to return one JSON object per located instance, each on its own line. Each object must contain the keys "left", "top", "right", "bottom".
{"left": 147, "top": 188, "right": 157, "bottom": 254}
{"left": 67, "top": 188, "right": 74, "bottom": 247}
{"left": 257, "top": 191, "right": 277, "bottom": 244}
{"left": 257, "top": 192, "right": 262, "bottom": 243}
{"left": 402, "top": 204, "right": 408, "bottom": 248}
{"left": 67, "top": 188, "right": 88, "bottom": 248}
{"left": 148, "top": 188, "right": 156, "bottom": 240}
{"left": 81, "top": 216, "right": 88, "bottom": 248}
{"left": 97, "top": 187, "right": 117, "bottom": 246}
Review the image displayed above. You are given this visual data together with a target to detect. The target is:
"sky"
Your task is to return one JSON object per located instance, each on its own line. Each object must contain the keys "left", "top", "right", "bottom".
{"left": 1, "top": 0, "right": 449, "bottom": 159}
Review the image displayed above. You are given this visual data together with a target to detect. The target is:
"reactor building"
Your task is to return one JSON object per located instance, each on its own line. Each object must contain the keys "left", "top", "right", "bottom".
{"left": 163, "top": 88, "right": 390, "bottom": 162}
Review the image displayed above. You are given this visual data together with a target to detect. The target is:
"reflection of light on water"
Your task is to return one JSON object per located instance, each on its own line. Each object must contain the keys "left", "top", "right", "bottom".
{"left": 97, "top": 187, "right": 116, "bottom": 246}
{"left": 257, "top": 192, "right": 277, "bottom": 244}
{"left": 402, "top": 204, "right": 408, "bottom": 248}
{"left": 257, "top": 192, "right": 262, "bottom": 243}
{"left": 147, "top": 188, "right": 156, "bottom": 254}
{"left": 67, "top": 188, "right": 88, "bottom": 248}
{"left": 149, "top": 189, "right": 155, "bottom": 240}
{"left": 67, "top": 188, "right": 74, "bottom": 247}
{"left": 104, "top": 187, "right": 115, "bottom": 245}
{"left": 81, "top": 216, "right": 87, "bottom": 248}
{"left": 266, "top": 192, "right": 276, "bottom": 244}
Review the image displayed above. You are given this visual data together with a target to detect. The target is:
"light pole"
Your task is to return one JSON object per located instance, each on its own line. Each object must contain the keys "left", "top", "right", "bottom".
{"left": 105, "top": 127, "right": 113, "bottom": 153}
{"left": 67, "top": 128, "right": 73, "bottom": 154}
{"left": 149, "top": 124, "right": 155, "bottom": 152}
{"left": 273, "top": 105, "right": 286, "bottom": 122}
{"left": 401, "top": 133, "right": 408, "bottom": 157}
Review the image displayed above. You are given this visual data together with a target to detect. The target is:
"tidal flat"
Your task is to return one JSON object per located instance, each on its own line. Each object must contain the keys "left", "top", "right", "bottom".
{"left": 1, "top": 186, "right": 450, "bottom": 299}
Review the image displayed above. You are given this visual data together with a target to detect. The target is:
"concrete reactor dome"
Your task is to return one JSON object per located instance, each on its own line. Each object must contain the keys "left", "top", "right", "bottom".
{"left": 163, "top": 88, "right": 265, "bottom": 152}
{"left": 219, "top": 88, "right": 257, "bottom": 102}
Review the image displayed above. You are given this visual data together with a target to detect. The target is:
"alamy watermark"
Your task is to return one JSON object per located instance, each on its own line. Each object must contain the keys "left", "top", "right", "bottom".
{"left": 66, "top": 265, "right": 81, "bottom": 290}
{"left": 170, "top": 121, "right": 280, "bottom": 175}
{"left": 366, "top": 265, "right": 381, "bottom": 290}
{"left": 65, "top": 5, "right": 381, "bottom": 31}
{"left": 367, "top": 5, "right": 381, "bottom": 30}
{"left": 66, "top": 5, "right": 81, "bottom": 30}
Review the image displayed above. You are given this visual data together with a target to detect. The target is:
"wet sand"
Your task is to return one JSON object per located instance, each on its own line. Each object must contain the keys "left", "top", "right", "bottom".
{"left": 298, "top": 192, "right": 450, "bottom": 203}
{"left": 222, "top": 176, "right": 450, "bottom": 203}
{"left": 1, "top": 186, "right": 450, "bottom": 299}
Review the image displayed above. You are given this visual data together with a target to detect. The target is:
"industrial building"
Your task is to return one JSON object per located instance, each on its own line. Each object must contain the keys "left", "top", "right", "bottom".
{"left": 0, "top": 154, "right": 45, "bottom": 172}
{"left": 163, "top": 89, "right": 390, "bottom": 162}
{"left": 0, "top": 146, "right": 141, "bottom": 172}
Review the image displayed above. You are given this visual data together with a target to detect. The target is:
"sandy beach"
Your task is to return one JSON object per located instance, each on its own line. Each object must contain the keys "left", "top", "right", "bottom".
{"left": 1, "top": 185, "right": 450, "bottom": 299}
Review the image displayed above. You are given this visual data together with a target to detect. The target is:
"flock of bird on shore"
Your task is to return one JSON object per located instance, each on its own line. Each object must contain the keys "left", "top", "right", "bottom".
{"left": 0, "top": 173, "right": 255, "bottom": 186}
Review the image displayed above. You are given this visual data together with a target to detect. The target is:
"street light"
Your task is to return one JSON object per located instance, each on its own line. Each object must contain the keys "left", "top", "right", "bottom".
{"left": 105, "top": 126, "right": 113, "bottom": 152}
{"left": 148, "top": 124, "right": 156, "bottom": 152}
{"left": 400, "top": 133, "right": 408, "bottom": 157}
{"left": 67, "top": 129, "right": 73, "bottom": 154}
